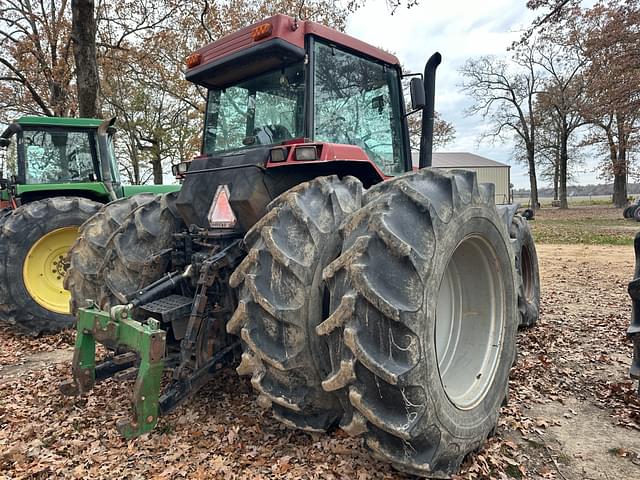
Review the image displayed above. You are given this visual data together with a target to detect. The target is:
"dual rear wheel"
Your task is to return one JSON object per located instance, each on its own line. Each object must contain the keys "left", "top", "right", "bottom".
{"left": 234, "top": 170, "right": 520, "bottom": 476}
{"left": 63, "top": 171, "right": 524, "bottom": 477}
{"left": 0, "top": 194, "right": 167, "bottom": 335}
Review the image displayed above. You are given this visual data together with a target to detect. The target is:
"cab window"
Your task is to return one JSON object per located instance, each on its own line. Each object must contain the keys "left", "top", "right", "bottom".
{"left": 313, "top": 40, "right": 406, "bottom": 175}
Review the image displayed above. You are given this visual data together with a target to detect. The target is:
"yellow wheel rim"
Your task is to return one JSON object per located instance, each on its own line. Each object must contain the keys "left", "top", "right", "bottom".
{"left": 23, "top": 226, "right": 78, "bottom": 314}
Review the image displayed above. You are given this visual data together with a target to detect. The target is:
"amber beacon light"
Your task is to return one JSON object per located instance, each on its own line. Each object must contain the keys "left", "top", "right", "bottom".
{"left": 186, "top": 53, "right": 202, "bottom": 69}
{"left": 251, "top": 23, "right": 272, "bottom": 41}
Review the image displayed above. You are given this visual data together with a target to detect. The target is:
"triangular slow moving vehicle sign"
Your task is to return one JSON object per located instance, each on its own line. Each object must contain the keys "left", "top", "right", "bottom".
{"left": 207, "top": 185, "right": 237, "bottom": 228}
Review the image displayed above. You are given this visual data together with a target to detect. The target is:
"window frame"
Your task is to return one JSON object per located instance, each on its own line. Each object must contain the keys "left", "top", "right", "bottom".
{"left": 201, "top": 62, "right": 307, "bottom": 156}
{"left": 18, "top": 127, "right": 101, "bottom": 185}
{"left": 308, "top": 36, "right": 412, "bottom": 174}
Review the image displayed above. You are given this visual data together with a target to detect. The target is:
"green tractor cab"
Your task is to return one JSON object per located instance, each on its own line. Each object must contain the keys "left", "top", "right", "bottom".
{"left": 0, "top": 116, "right": 179, "bottom": 335}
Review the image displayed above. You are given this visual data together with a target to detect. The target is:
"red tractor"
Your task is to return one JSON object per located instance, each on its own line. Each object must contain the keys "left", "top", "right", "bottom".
{"left": 62, "top": 15, "right": 539, "bottom": 477}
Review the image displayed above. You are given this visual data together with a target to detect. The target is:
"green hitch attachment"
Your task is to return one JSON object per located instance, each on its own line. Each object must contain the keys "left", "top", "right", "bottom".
{"left": 60, "top": 304, "right": 166, "bottom": 438}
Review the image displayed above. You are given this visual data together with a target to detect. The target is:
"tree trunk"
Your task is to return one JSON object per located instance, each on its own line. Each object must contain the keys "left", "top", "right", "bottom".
{"left": 527, "top": 147, "right": 539, "bottom": 209}
{"left": 559, "top": 131, "right": 569, "bottom": 209}
{"left": 50, "top": 80, "right": 68, "bottom": 116}
{"left": 612, "top": 147, "right": 628, "bottom": 208}
{"left": 553, "top": 159, "right": 559, "bottom": 201}
{"left": 127, "top": 131, "right": 141, "bottom": 184}
{"left": 612, "top": 119, "right": 628, "bottom": 208}
{"left": 612, "top": 171, "right": 627, "bottom": 207}
{"left": 71, "top": 0, "right": 99, "bottom": 118}
{"left": 151, "top": 149, "right": 163, "bottom": 185}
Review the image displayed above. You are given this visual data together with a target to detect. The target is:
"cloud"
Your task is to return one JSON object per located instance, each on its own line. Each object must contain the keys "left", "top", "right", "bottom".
{"left": 345, "top": 0, "right": 598, "bottom": 189}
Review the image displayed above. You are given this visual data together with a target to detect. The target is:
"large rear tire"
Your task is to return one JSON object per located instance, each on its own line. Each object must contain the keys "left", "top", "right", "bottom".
{"left": 65, "top": 193, "right": 158, "bottom": 313}
{"left": 510, "top": 214, "right": 540, "bottom": 328}
{"left": 228, "top": 175, "right": 363, "bottom": 431}
{"left": 0, "top": 197, "right": 101, "bottom": 335}
{"left": 97, "top": 192, "right": 184, "bottom": 308}
{"left": 319, "top": 169, "right": 518, "bottom": 477}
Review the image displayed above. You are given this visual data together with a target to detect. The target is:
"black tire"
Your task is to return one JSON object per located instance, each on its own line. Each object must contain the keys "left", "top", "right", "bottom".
{"left": 522, "top": 208, "right": 535, "bottom": 220}
{"left": 319, "top": 169, "right": 518, "bottom": 477}
{"left": 65, "top": 193, "right": 159, "bottom": 314}
{"left": 624, "top": 206, "right": 633, "bottom": 219}
{"left": 510, "top": 215, "right": 541, "bottom": 328}
{"left": 98, "top": 192, "right": 184, "bottom": 308}
{"left": 0, "top": 197, "right": 101, "bottom": 335}
{"left": 228, "top": 175, "right": 363, "bottom": 431}
{"left": 634, "top": 206, "right": 640, "bottom": 222}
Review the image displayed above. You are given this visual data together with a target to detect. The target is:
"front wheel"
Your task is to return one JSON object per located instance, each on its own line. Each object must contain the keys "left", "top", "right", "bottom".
{"left": 319, "top": 169, "right": 518, "bottom": 477}
{"left": 0, "top": 197, "right": 101, "bottom": 335}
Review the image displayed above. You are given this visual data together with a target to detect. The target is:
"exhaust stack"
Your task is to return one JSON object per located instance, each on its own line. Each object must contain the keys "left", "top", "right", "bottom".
{"left": 419, "top": 52, "right": 442, "bottom": 169}
{"left": 97, "top": 116, "right": 118, "bottom": 202}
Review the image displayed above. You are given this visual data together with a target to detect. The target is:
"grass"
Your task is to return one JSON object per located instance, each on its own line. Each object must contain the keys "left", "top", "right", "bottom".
{"left": 529, "top": 205, "right": 637, "bottom": 246}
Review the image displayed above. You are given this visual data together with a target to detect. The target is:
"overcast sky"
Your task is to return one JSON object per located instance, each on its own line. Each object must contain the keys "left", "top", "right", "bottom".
{"left": 345, "top": 0, "right": 599, "bottom": 189}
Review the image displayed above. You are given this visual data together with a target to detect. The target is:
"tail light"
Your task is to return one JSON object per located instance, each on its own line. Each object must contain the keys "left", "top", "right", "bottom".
{"left": 294, "top": 146, "right": 318, "bottom": 161}
{"left": 208, "top": 185, "right": 237, "bottom": 228}
{"left": 171, "top": 161, "right": 190, "bottom": 177}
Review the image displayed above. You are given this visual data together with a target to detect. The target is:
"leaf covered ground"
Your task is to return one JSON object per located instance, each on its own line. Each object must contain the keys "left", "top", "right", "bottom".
{"left": 0, "top": 207, "right": 639, "bottom": 479}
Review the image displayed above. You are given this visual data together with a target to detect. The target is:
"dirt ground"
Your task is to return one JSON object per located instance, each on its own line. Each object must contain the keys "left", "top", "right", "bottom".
{"left": 0, "top": 214, "right": 639, "bottom": 478}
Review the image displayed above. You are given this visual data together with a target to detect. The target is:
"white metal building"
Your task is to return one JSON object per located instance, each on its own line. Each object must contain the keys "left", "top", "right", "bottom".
{"left": 411, "top": 152, "right": 511, "bottom": 204}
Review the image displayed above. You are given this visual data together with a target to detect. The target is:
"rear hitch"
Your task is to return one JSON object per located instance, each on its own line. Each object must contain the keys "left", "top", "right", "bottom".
{"left": 60, "top": 304, "right": 167, "bottom": 438}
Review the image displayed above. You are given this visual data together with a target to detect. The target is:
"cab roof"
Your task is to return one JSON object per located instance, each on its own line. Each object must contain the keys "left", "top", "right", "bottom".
{"left": 186, "top": 14, "right": 400, "bottom": 88}
{"left": 15, "top": 116, "right": 104, "bottom": 128}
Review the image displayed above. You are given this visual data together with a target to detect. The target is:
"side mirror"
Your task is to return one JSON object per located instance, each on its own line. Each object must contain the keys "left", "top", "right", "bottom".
{"left": 410, "top": 77, "right": 426, "bottom": 110}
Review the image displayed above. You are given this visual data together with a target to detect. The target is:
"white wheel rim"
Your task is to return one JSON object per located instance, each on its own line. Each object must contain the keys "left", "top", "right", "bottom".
{"left": 435, "top": 235, "right": 505, "bottom": 410}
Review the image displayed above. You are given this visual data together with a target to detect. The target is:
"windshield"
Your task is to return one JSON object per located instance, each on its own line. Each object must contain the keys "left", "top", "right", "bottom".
{"left": 22, "top": 129, "right": 97, "bottom": 184}
{"left": 203, "top": 63, "right": 305, "bottom": 155}
{"left": 313, "top": 40, "right": 406, "bottom": 176}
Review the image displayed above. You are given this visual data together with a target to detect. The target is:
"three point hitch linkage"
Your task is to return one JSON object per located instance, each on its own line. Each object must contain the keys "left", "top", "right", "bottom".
{"left": 60, "top": 303, "right": 239, "bottom": 437}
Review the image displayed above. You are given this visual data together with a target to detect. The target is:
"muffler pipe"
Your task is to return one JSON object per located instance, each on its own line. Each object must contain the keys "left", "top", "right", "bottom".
{"left": 419, "top": 52, "right": 442, "bottom": 169}
{"left": 97, "top": 116, "right": 118, "bottom": 202}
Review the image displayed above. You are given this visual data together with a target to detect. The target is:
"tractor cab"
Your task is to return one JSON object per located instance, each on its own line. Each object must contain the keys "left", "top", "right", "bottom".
{"left": 181, "top": 15, "right": 424, "bottom": 179}
{"left": 0, "top": 116, "right": 120, "bottom": 205}
{"left": 175, "top": 14, "right": 436, "bottom": 230}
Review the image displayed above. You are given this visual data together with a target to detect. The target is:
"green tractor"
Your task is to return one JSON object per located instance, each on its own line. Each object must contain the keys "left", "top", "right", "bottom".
{"left": 0, "top": 116, "right": 179, "bottom": 335}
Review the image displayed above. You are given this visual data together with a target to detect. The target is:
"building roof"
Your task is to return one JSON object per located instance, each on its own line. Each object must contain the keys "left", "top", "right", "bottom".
{"left": 411, "top": 152, "right": 510, "bottom": 168}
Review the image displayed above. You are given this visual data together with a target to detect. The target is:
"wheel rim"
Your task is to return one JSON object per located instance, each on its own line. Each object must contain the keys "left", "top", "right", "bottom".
{"left": 435, "top": 235, "right": 505, "bottom": 410}
{"left": 23, "top": 226, "right": 78, "bottom": 314}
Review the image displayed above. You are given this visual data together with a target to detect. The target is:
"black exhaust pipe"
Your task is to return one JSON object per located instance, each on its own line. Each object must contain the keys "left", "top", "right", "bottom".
{"left": 419, "top": 52, "right": 442, "bottom": 169}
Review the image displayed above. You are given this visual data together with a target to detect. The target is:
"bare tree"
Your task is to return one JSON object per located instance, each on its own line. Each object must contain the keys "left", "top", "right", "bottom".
{"left": 0, "top": 0, "right": 74, "bottom": 118}
{"left": 578, "top": 0, "right": 640, "bottom": 207}
{"left": 460, "top": 45, "right": 540, "bottom": 209}
{"left": 533, "top": 38, "right": 587, "bottom": 209}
